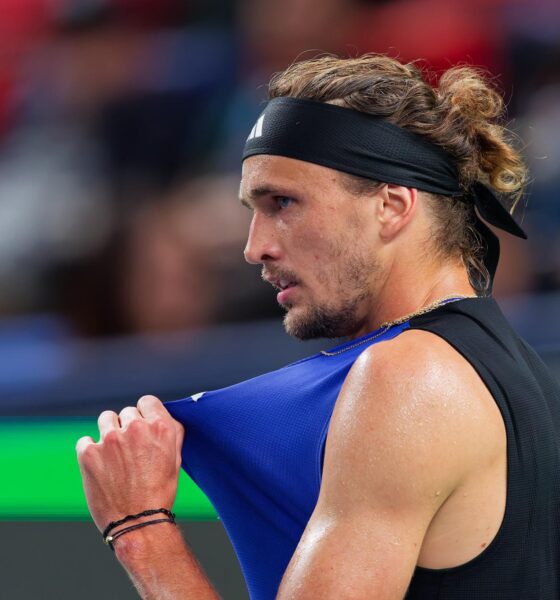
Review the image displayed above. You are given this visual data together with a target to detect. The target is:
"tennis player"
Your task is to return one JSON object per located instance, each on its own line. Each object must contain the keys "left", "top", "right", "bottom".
{"left": 77, "top": 55, "right": 560, "bottom": 599}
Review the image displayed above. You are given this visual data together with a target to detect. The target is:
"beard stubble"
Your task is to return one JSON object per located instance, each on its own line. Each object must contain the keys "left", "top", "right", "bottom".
{"left": 283, "top": 240, "right": 380, "bottom": 340}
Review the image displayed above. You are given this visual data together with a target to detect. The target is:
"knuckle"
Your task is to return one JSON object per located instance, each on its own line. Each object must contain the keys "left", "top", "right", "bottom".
{"left": 102, "top": 429, "right": 119, "bottom": 445}
{"left": 126, "top": 417, "right": 145, "bottom": 432}
{"left": 82, "top": 445, "right": 96, "bottom": 461}
{"left": 152, "top": 416, "right": 170, "bottom": 433}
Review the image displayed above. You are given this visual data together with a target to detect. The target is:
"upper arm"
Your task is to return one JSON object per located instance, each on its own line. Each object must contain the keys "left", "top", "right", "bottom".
{"left": 276, "top": 330, "right": 494, "bottom": 600}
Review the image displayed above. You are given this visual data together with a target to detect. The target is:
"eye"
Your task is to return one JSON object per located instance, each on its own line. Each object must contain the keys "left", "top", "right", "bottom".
{"left": 275, "top": 196, "right": 294, "bottom": 210}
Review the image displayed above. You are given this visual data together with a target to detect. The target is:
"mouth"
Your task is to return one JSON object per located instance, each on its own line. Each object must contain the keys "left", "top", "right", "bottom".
{"left": 263, "top": 273, "right": 300, "bottom": 304}
{"left": 269, "top": 278, "right": 298, "bottom": 292}
{"left": 276, "top": 283, "right": 298, "bottom": 305}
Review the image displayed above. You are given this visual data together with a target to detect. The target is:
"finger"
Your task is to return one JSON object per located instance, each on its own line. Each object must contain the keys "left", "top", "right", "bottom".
{"left": 76, "top": 436, "right": 95, "bottom": 469}
{"left": 137, "top": 395, "right": 184, "bottom": 467}
{"left": 137, "top": 395, "right": 167, "bottom": 421}
{"left": 119, "top": 406, "right": 143, "bottom": 429}
{"left": 76, "top": 435, "right": 95, "bottom": 455}
{"left": 97, "top": 410, "right": 120, "bottom": 440}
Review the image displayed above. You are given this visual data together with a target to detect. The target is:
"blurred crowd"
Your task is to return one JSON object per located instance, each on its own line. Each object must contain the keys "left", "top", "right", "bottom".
{"left": 0, "top": 0, "right": 559, "bottom": 345}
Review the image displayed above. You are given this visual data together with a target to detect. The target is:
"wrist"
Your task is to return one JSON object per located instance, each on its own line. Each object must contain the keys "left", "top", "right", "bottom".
{"left": 112, "top": 518, "right": 220, "bottom": 600}
{"left": 112, "top": 517, "right": 179, "bottom": 565}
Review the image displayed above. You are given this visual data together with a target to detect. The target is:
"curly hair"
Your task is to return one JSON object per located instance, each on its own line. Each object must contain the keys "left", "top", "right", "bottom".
{"left": 268, "top": 54, "right": 528, "bottom": 294}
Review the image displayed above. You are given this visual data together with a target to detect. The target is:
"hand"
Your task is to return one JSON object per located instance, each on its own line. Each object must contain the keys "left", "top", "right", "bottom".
{"left": 76, "top": 395, "right": 184, "bottom": 532}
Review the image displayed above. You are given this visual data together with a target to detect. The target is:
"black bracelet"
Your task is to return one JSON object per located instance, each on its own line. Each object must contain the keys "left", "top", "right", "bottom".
{"left": 104, "top": 516, "right": 176, "bottom": 551}
{"left": 102, "top": 508, "right": 175, "bottom": 540}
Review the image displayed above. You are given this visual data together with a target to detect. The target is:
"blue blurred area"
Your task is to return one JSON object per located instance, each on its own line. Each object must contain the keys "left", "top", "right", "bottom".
{"left": 0, "top": 0, "right": 558, "bottom": 413}
{"left": 0, "top": 314, "right": 71, "bottom": 392}
{"left": 0, "top": 318, "right": 326, "bottom": 415}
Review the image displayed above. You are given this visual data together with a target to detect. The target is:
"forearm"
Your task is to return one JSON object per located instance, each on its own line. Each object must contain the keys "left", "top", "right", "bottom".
{"left": 76, "top": 398, "right": 220, "bottom": 598}
{"left": 114, "top": 520, "right": 220, "bottom": 600}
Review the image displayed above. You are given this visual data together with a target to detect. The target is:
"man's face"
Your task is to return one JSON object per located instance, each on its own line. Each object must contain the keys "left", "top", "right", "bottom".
{"left": 240, "top": 155, "right": 384, "bottom": 339}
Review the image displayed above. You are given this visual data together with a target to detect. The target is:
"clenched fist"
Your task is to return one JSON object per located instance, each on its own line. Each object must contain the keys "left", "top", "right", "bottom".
{"left": 76, "top": 395, "right": 184, "bottom": 533}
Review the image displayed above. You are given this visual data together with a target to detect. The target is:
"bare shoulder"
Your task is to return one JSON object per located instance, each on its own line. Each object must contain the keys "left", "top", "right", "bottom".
{"left": 320, "top": 328, "right": 505, "bottom": 513}
{"left": 351, "top": 327, "right": 487, "bottom": 400}
{"left": 344, "top": 327, "right": 502, "bottom": 431}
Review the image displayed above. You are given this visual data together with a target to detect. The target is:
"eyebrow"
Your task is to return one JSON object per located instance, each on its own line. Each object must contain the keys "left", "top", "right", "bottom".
{"left": 239, "top": 185, "right": 281, "bottom": 208}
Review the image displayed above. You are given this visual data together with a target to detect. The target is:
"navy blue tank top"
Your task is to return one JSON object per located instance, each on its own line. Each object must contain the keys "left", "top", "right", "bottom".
{"left": 165, "top": 297, "right": 560, "bottom": 600}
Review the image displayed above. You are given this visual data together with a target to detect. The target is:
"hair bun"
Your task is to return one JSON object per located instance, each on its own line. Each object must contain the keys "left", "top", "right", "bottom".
{"left": 437, "top": 67, "right": 503, "bottom": 123}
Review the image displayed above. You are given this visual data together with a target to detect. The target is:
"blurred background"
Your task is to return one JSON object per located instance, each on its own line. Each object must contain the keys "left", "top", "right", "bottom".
{"left": 0, "top": 0, "right": 559, "bottom": 598}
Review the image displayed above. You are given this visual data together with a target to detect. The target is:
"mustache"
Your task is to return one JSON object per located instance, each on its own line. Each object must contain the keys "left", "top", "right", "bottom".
{"left": 261, "top": 267, "right": 300, "bottom": 284}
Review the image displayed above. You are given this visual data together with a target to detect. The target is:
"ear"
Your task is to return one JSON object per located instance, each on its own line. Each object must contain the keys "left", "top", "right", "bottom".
{"left": 377, "top": 184, "right": 417, "bottom": 240}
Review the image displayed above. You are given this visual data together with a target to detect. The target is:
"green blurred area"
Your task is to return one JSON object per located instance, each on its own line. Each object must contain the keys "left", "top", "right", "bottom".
{"left": 0, "top": 418, "right": 217, "bottom": 520}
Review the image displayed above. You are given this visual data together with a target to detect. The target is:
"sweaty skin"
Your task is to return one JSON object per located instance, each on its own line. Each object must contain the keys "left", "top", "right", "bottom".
{"left": 77, "top": 155, "right": 507, "bottom": 599}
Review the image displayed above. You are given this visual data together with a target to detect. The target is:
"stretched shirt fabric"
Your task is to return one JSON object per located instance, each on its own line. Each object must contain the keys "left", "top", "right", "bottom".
{"left": 165, "top": 297, "right": 560, "bottom": 600}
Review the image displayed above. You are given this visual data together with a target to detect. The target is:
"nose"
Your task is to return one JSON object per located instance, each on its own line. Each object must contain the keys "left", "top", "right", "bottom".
{"left": 243, "top": 212, "right": 281, "bottom": 265}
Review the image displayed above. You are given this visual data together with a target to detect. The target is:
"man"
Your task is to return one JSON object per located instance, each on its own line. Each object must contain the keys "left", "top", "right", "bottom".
{"left": 77, "top": 55, "right": 560, "bottom": 599}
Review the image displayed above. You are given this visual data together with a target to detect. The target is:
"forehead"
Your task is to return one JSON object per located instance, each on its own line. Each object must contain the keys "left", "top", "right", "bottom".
{"left": 239, "top": 155, "right": 343, "bottom": 199}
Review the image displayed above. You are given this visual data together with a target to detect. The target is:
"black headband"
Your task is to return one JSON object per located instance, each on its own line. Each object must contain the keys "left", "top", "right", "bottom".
{"left": 242, "top": 97, "right": 527, "bottom": 289}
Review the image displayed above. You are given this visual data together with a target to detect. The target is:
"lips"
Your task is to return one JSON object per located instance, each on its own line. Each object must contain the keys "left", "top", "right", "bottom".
{"left": 264, "top": 274, "right": 298, "bottom": 291}
{"left": 277, "top": 279, "right": 297, "bottom": 291}
{"left": 277, "top": 284, "right": 298, "bottom": 304}
{"left": 263, "top": 273, "right": 300, "bottom": 304}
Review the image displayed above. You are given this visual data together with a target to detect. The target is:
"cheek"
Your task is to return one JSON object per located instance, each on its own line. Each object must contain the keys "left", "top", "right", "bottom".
{"left": 303, "top": 237, "right": 330, "bottom": 266}
{"left": 282, "top": 212, "right": 353, "bottom": 270}
{"left": 296, "top": 220, "right": 330, "bottom": 252}
{"left": 277, "top": 221, "right": 314, "bottom": 255}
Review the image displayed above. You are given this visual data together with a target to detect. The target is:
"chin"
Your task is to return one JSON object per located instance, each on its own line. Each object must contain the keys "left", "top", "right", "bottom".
{"left": 283, "top": 309, "right": 317, "bottom": 341}
{"left": 283, "top": 303, "right": 360, "bottom": 341}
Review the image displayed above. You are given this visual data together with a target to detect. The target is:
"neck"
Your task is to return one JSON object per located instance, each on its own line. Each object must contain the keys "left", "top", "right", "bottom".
{"left": 350, "top": 262, "right": 478, "bottom": 339}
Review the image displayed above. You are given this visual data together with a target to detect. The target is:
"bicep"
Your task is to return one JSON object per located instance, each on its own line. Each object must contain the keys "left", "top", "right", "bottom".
{"left": 277, "top": 428, "right": 438, "bottom": 600}
{"left": 277, "top": 506, "right": 426, "bottom": 600}
{"left": 277, "top": 332, "right": 479, "bottom": 599}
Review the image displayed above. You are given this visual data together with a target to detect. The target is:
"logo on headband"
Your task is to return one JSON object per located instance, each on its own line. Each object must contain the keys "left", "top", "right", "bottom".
{"left": 247, "top": 114, "right": 265, "bottom": 141}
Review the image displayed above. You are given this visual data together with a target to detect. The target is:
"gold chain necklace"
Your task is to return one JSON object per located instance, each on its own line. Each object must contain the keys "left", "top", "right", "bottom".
{"left": 320, "top": 294, "right": 477, "bottom": 357}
